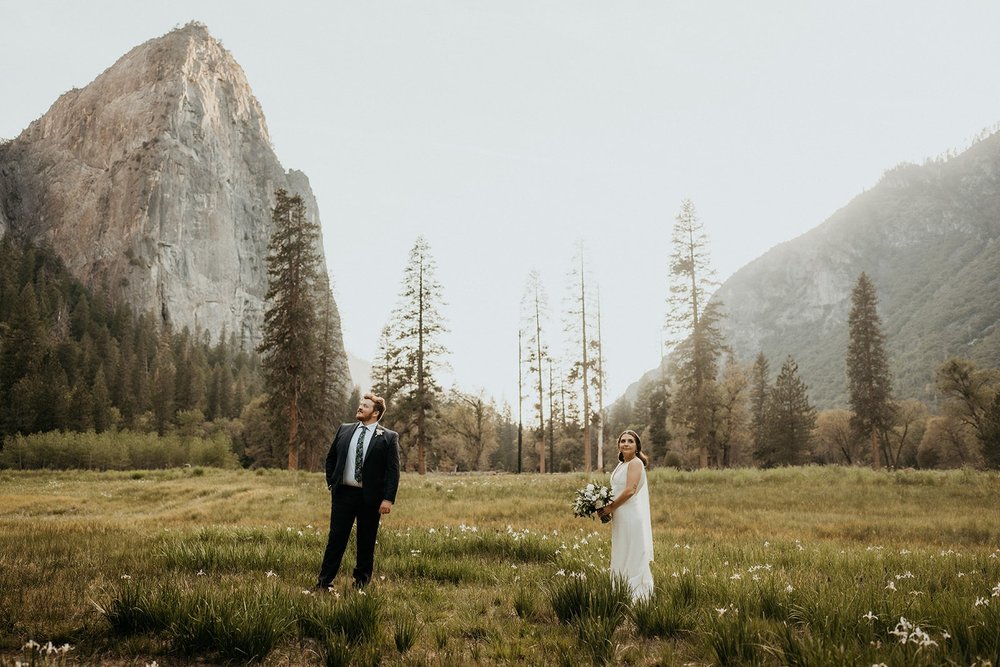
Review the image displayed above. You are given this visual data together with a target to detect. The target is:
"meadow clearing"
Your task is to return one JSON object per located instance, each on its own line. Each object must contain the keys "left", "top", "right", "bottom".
{"left": 1, "top": 466, "right": 999, "bottom": 666}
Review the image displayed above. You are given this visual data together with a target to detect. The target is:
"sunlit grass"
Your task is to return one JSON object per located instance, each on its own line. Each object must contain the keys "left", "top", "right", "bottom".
{"left": 1, "top": 466, "right": 998, "bottom": 664}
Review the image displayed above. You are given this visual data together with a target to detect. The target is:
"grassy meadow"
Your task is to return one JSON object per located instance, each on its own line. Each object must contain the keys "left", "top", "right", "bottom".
{"left": 1, "top": 466, "right": 999, "bottom": 666}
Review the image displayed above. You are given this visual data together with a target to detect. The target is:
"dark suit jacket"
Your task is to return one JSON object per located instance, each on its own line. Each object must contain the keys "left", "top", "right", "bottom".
{"left": 325, "top": 422, "right": 400, "bottom": 506}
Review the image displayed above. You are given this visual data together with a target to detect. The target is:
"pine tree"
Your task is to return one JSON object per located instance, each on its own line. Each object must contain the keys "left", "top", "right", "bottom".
{"left": 756, "top": 356, "right": 815, "bottom": 467}
{"left": 304, "top": 277, "right": 351, "bottom": 470}
{"left": 344, "top": 386, "right": 361, "bottom": 423}
{"left": 590, "top": 288, "right": 607, "bottom": 471}
{"left": 638, "top": 371, "right": 670, "bottom": 459}
{"left": 371, "top": 324, "right": 404, "bottom": 407}
{"left": 258, "top": 188, "right": 323, "bottom": 470}
{"left": 0, "top": 284, "right": 48, "bottom": 434}
{"left": 847, "top": 272, "right": 894, "bottom": 469}
{"left": 387, "top": 236, "right": 448, "bottom": 474}
{"left": 151, "top": 327, "right": 176, "bottom": 436}
{"left": 749, "top": 352, "right": 771, "bottom": 460}
{"left": 666, "top": 199, "right": 726, "bottom": 467}
{"left": 521, "top": 270, "right": 549, "bottom": 473}
{"left": 92, "top": 366, "right": 113, "bottom": 432}
{"left": 564, "top": 244, "right": 598, "bottom": 471}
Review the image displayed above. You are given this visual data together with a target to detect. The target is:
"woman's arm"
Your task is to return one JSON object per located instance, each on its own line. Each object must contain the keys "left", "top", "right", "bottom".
{"left": 599, "top": 459, "right": 642, "bottom": 516}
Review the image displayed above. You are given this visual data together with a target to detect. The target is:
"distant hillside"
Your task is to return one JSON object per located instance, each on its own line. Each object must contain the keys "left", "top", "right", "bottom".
{"left": 716, "top": 130, "right": 1000, "bottom": 407}
{"left": 621, "top": 129, "right": 1000, "bottom": 409}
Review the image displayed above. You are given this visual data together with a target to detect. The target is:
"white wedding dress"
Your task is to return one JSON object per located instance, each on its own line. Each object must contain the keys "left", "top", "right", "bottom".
{"left": 609, "top": 458, "right": 654, "bottom": 600}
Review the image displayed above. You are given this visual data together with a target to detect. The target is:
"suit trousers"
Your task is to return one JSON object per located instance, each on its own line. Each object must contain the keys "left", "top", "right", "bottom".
{"left": 318, "top": 485, "right": 382, "bottom": 587}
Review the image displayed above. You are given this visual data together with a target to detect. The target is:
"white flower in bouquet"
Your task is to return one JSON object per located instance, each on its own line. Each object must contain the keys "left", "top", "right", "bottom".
{"left": 572, "top": 483, "right": 614, "bottom": 523}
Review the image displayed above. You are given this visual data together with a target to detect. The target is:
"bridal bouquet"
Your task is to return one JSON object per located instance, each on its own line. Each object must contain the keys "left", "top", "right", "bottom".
{"left": 572, "top": 483, "right": 614, "bottom": 523}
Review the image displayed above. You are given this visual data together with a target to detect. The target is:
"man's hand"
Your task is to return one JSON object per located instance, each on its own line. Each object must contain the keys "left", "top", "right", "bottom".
{"left": 379, "top": 500, "right": 393, "bottom": 515}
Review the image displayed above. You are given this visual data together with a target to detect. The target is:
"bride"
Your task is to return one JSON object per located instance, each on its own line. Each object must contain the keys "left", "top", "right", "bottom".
{"left": 597, "top": 429, "right": 654, "bottom": 600}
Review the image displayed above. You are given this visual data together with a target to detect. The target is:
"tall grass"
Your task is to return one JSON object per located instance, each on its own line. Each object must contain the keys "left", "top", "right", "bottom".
{"left": 2, "top": 466, "right": 999, "bottom": 665}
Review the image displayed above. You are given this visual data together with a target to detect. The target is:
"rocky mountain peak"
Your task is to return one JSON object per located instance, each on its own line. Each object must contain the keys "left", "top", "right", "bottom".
{"left": 0, "top": 23, "right": 334, "bottom": 353}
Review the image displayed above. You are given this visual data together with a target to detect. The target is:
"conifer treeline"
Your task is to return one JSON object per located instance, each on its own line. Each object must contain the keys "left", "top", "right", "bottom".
{"left": 606, "top": 200, "right": 1000, "bottom": 470}
{"left": 4, "top": 195, "right": 998, "bottom": 472}
{"left": 0, "top": 235, "right": 262, "bottom": 442}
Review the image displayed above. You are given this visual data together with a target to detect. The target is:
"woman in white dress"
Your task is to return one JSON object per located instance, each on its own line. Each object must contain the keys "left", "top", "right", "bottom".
{"left": 597, "top": 430, "right": 654, "bottom": 600}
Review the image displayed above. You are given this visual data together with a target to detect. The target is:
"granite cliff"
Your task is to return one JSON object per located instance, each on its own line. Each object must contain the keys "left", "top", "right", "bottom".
{"left": 0, "top": 22, "right": 337, "bottom": 352}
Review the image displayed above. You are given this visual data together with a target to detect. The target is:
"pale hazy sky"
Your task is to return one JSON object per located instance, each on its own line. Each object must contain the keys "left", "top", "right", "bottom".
{"left": 3, "top": 2, "right": 1000, "bottom": 407}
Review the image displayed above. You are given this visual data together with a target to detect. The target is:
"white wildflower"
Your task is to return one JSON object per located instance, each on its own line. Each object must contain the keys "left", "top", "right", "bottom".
{"left": 885, "top": 581, "right": 897, "bottom": 591}
{"left": 889, "top": 617, "right": 914, "bottom": 642}
{"left": 862, "top": 611, "right": 878, "bottom": 621}
{"left": 889, "top": 617, "right": 938, "bottom": 648}
{"left": 266, "top": 570, "right": 277, "bottom": 578}
{"left": 785, "top": 584, "right": 794, "bottom": 593}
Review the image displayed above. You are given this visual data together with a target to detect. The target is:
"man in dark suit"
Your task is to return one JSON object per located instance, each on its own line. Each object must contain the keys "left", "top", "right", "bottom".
{"left": 317, "top": 392, "right": 400, "bottom": 589}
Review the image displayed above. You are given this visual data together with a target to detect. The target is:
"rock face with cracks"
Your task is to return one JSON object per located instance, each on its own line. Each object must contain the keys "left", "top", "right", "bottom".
{"left": 0, "top": 22, "right": 339, "bottom": 354}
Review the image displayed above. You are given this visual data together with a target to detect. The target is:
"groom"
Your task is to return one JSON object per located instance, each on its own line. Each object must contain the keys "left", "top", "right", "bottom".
{"left": 317, "top": 392, "right": 400, "bottom": 589}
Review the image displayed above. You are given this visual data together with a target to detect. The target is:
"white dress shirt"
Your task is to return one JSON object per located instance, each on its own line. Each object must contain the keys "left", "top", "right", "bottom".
{"left": 342, "top": 422, "right": 378, "bottom": 487}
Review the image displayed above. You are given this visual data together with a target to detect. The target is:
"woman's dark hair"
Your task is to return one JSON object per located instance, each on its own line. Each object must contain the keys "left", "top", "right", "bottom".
{"left": 617, "top": 429, "right": 649, "bottom": 467}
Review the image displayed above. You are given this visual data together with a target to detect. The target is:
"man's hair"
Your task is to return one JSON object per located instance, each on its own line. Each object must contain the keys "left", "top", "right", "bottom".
{"left": 364, "top": 392, "right": 387, "bottom": 419}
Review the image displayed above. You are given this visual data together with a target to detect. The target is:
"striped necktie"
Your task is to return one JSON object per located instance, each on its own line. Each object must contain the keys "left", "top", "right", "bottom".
{"left": 354, "top": 426, "right": 367, "bottom": 482}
